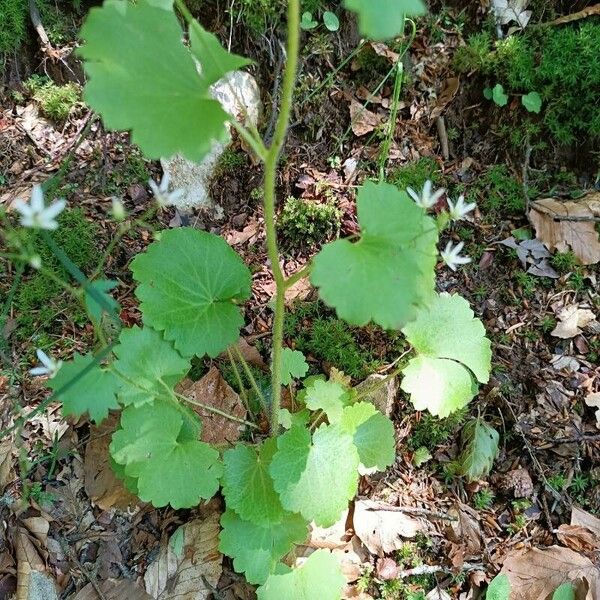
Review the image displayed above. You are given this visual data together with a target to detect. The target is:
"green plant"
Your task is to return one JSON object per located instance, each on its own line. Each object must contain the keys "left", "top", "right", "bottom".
{"left": 409, "top": 408, "right": 468, "bottom": 451}
{"left": 453, "top": 32, "right": 494, "bottom": 73}
{"left": 547, "top": 473, "right": 567, "bottom": 493}
{"left": 0, "top": 0, "right": 27, "bottom": 53}
{"left": 389, "top": 157, "right": 443, "bottom": 193}
{"left": 278, "top": 197, "right": 341, "bottom": 250}
{"left": 25, "top": 75, "right": 80, "bottom": 121}
{"left": 14, "top": 208, "right": 99, "bottom": 340}
{"left": 455, "top": 417, "right": 500, "bottom": 481}
{"left": 472, "top": 488, "right": 495, "bottom": 510}
{"left": 2, "top": 0, "right": 494, "bottom": 595}
{"left": 551, "top": 250, "right": 578, "bottom": 274}
{"left": 514, "top": 272, "right": 536, "bottom": 298}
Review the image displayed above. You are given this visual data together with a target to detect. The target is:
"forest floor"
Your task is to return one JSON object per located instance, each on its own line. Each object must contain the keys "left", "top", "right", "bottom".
{"left": 1, "top": 1, "right": 600, "bottom": 599}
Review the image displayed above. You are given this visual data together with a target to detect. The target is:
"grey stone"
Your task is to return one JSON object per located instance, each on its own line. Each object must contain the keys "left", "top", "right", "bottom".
{"left": 161, "top": 71, "right": 261, "bottom": 214}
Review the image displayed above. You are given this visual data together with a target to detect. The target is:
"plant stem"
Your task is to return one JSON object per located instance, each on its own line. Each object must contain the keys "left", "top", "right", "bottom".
{"left": 232, "top": 344, "right": 268, "bottom": 412}
{"left": 263, "top": 0, "right": 300, "bottom": 435}
{"left": 284, "top": 261, "right": 312, "bottom": 289}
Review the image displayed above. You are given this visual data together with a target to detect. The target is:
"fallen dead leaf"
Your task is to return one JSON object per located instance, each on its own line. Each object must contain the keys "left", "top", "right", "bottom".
{"left": 16, "top": 527, "right": 57, "bottom": 600}
{"left": 500, "top": 545, "right": 600, "bottom": 599}
{"left": 353, "top": 375, "right": 397, "bottom": 417}
{"left": 0, "top": 437, "right": 13, "bottom": 494}
{"left": 71, "top": 579, "right": 152, "bottom": 600}
{"left": 349, "top": 100, "right": 382, "bottom": 137}
{"left": 446, "top": 503, "right": 482, "bottom": 567}
{"left": 226, "top": 218, "right": 259, "bottom": 246}
{"left": 220, "top": 337, "right": 266, "bottom": 369}
{"left": 551, "top": 304, "right": 597, "bottom": 339}
{"left": 529, "top": 194, "right": 600, "bottom": 265}
{"left": 571, "top": 506, "right": 600, "bottom": 537}
{"left": 144, "top": 513, "right": 222, "bottom": 600}
{"left": 369, "top": 42, "right": 399, "bottom": 62}
{"left": 430, "top": 77, "right": 460, "bottom": 120}
{"left": 376, "top": 557, "right": 399, "bottom": 580}
{"left": 176, "top": 367, "right": 247, "bottom": 445}
{"left": 585, "top": 393, "right": 600, "bottom": 429}
{"left": 492, "top": 0, "right": 532, "bottom": 28}
{"left": 557, "top": 524, "right": 600, "bottom": 553}
{"left": 353, "top": 500, "right": 423, "bottom": 556}
{"left": 308, "top": 510, "right": 349, "bottom": 549}
{"left": 84, "top": 414, "right": 139, "bottom": 511}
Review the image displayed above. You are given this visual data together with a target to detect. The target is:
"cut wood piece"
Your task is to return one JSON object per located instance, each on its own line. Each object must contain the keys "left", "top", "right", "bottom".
{"left": 529, "top": 194, "right": 600, "bottom": 265}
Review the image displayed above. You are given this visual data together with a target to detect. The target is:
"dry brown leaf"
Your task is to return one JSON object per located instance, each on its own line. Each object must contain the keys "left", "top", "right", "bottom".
{"left": 71, "top": 579, "right": 152, "bottom": 600}
{"left": 500, "top": 545, "right": 600, "bottom": 599}
{"left": 308, "top": 510, "right": 349, "bottom": 549}
{"left": 0, "top": 437, "right": 14, "bottom": 494}
{"left": 551, "top": 304, "right": 597, "bottom": 339}
{"left": 349, "top": 100, "right": 382, "bottom": 137}
{"left": 16, "top": 527, "right": 57, "bottom": 600}
{"left": 332, "top": 537, "right": 369, "bottom": 583}
{"left": 177, "top": 368, "right": 246, "bottom": 445}
{"left": 220, "top": 337, "right": 266, "bottom": 369}
{"left": 369, "top": 42, "right": 400, "bottom": 62}
{"left": 446, "top": 503, "right": 482, "bottom": 565}
{"left": 353, "top": 375, "right": 397, "bottom": 417}
{"left": 585, "top": 393, "right": 600, "bottom": 429}
{"left": 84, "top": 414, "right": 139, "bottom": 511}
{"left": 353, "top": 500, "right": 423, "bottom": 556}
{"left": 430, "top": 77, "right": 460, "bottom": 120}
{"left": 144, "top": 513, "right": 222, "bottom": 600}
{"left": 571, "top": 506, "right": 600, "bottom": 537}
{"left": 529, "top": 194, "right": 600, "bottom": 265}
{"left": 226, "top": 218, "right": 259, "bottom": 246}
{"left": 557, "top": 524, "right": 600, "bottom": 553}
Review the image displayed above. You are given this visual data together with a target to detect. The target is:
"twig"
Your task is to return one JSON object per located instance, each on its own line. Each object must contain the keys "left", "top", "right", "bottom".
{"left": 436, "top": 116, "right": 449, "bottom": 161}
{"left": 522, "top": 132, "right": 532, "bottom": 213}
{"left": 367, "top": 503, "right": 458, "bottom": 522}
{"left": 396, "top": 562, "right": 483, "bottom": 579}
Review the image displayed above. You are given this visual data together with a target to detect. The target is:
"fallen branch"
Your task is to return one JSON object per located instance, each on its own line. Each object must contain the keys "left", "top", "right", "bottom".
{"left": 368, "top": 502, "right": 458, "bottom": 522}
{"left": 397, "top": 562, "right": 484, "bottom": 579}
{"left": 544, "top": 4, "right": 600, "bottom": 26}
{"left": 29, "top": 0, "right": 50, "bottom": 48}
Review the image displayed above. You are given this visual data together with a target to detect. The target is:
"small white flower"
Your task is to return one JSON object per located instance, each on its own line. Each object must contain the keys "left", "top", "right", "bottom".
{"left": 441, "top": 241, "right": 472, "bottom": 271}
{"left": 149, "top": 173, "right": 185, "bottom": 208}
{"left": 111, "top": 197, "right": 126, "bottom": 221}
{"left": 447, "top": 194, "right": 477, "bottom": 221}
{"left": 13, "top": 185, "right": 66, "bottom": 230}
{"left": 29, "top": 254, "right": 42, "bottom": 270}
{"left": 30, "top": 349, "right": 62, "bottom": 378}
{"left": 406, "top": 180, "right": 446, "bottom": 209}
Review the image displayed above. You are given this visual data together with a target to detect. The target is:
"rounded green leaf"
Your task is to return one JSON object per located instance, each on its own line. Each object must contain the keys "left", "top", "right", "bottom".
{"left": 553, "top": 583, "right": 575, "bottom": 600}
{"left": 401, "top": 355, "right": 476, "bottom": 417}
{"left": 343, "top": 0, "right": 426, "bottom": 40}
{"left": 78, "top": 0, "right": 233, "bottom": 161}
{"left": 340, "top": 402, "right": 395, "bottom": 471}
{"left": 222, "top": 439, "right": 285, "bottom": 526}
{"left": 131, "top": 228, "right": 251, "bottom": 358}
{"left": 280, "top": 348, "right": 309, "bottom": 386}
{"left": 269, "top": 423, "right": 359, "bottom": 527}
{"left": 257, "top": 549, "right": 345, "bottom": 600}
{"left": 492, "top": 83, "right": 508, "bottom": 107}
{"left": 323, "top": 11, "right": 340, "bottom": 31}
{"left": 402, "top": 292, "right": 491, "bottom": 383}
{"left": 300, "top": 11, "right": 319, "bottom": 29}
{"left": 48, "top": 353, "right": 121, "bottom": 424}
{"left": 220, "top": 509, "right": 308, "bottom": 584}
{"left": 304, "top": 379, "right": 351, "bottom": 424}
{"left": 110, "top": 398, "right": 222, "bottom": 508}
{"left": 311, "top": 181, "right": 438, "bottom": 330}
{"left": 112, "top": 326, "right": 190, "bottom": 406}
{"left": 522, "top": 91, "right": 542, "bottom": 114}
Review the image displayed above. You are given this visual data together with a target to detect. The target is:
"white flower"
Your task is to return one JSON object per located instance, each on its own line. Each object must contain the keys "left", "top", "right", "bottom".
{"left": 111, "top": 197, "right": 126, "bottom": 221}
{"left": 29, "top": 255, "right": 42, "bottom": 270}
{"left": 149, "top": 173, "right": 185, "bottom": 208}
{"left": 13, "top": 185, "right": 66, "bottom": 230}
{"left": 441, "top": 241, "right": 472, "bottom": 271}
{"left": 406, "top": 180, "right": 446, "bottom": 209}
{"left": 447, "top": 194, "right": 476, "bottom": 221}
{"left": 30, "top": 349, "right": 62, "bottom": 378}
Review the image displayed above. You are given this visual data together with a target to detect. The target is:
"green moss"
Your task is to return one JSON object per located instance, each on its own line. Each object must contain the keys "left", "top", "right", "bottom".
{"left": 14, "top": 208, "right": 100, "bottom": 340}
{"left": 0, "top": 0, "right": 27, "bottom": 54}
{"left": 95, "top": 148, "right": 150, "bottom": 196}
{"left": 214, "top": 148, "right": 247, "bottom": 178}
{"left": 284, "top": 302, "right": 380, "bottom": 380}
{"left": 408, "top": 408, "right": 468, "bottom": 451}
{"left": 278, "top": 197, "right": 340, "bottom": 250}
{"left": 389, "top": 157, "right": 443, "bottom": 193}
{"left": 470, "top": 165, "right": 525, "bottom": 215}
{"left": 551, "top": 250, "right": 578, "bottom": 274}
{"left": 457, "top": 21, "right": 600, "bottom": 144}
{"left": 25, "top": 76, "right": 80, "bottom": 121}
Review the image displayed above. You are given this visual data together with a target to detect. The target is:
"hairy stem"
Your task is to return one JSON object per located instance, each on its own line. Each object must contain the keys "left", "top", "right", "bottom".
{"left": 263, "top": 0, "right": 300, "bottom": 435}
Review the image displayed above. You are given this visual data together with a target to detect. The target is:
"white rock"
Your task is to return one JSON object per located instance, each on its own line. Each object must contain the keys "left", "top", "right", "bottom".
{"left": 161, "top": 71, "right": 261, "bottom": 214}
